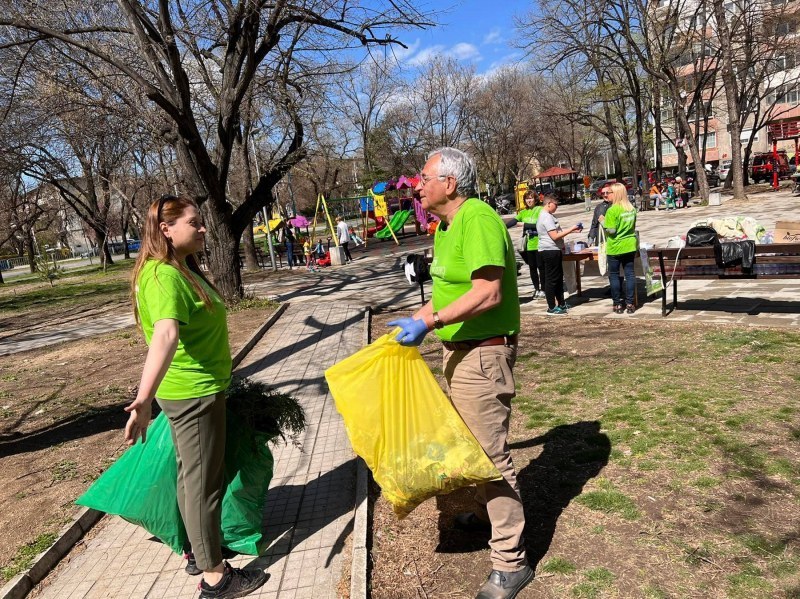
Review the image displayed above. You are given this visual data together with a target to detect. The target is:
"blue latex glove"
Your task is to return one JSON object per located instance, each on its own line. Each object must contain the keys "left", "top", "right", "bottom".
{"left": 387, "top": 317, "right": 430, "bottom": 346}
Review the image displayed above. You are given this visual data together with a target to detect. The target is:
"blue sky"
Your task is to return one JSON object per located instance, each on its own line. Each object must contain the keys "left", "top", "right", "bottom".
{"left": 389, "top": 0, "right": 533, "bottom": 75}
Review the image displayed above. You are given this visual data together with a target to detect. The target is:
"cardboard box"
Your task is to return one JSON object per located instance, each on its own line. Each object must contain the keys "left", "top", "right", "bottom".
{"left": 775, "top": 221, "right": 800, "bottom": 243}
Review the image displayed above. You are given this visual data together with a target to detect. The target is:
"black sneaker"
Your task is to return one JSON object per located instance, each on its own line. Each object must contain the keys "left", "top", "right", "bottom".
{"left": 199, "top": 562, "right": 268, "bottom": 599}
{"left": 185, "top": 552, "right": 201, "bottom": 576}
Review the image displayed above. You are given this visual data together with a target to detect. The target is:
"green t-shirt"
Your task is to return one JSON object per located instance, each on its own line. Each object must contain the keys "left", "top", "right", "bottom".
{"left": 604, "top": 205, "right": 638, "bottom": 255}
{"left": 430, "top": 198, "right": 520, "bottom": 342}
{"left": 517, "top": 206, "right": 543, "bottom": 250}
{"left": 136, "top": 260, "right": 231, "bottom": 400}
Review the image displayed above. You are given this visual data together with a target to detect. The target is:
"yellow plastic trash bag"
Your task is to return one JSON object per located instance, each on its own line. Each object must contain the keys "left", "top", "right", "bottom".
{"left": 325, "top": 332, "right": 502, "bottom": 518}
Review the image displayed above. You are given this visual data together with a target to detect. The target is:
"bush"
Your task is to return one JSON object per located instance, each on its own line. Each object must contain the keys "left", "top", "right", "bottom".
{"left": 225, "top": 377, "right": 306, "bottom": 446}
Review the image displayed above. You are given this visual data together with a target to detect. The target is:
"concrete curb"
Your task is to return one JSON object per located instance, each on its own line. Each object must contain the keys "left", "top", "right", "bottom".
{"left": 0, "top": 507, "right": 104, "bottom": 599}
{"left": 350, "top": 307, "right": 372, "bottom": 599}
{"left": 232, "top": 301, "right": 290, "bottom": 369}
{"left": 0, "top": 302, "right": 291, "bottom": 599}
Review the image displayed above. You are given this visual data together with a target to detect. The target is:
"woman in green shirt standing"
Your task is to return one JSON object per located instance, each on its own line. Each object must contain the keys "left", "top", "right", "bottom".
{"left": 600, "top": 183, "right": 638, "bottom": 314}
{"left": 124, "top": 195, "right": 267, "bottom": 599}
{"left": 516, "top": 191, "right": 545, "bottom": 299}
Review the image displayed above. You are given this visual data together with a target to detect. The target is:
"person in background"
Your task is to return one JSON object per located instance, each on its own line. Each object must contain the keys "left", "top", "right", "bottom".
{"left": 283, "top": 221, "right": 296, "bottom": 269}
{"left": 349, "top": 225, "right": 365, "bottom": 246}
{"left": 388, "top": 147, "right": 532, "bottom": 599}
{"left": 600, "top": 182, "right": 638, "bottom": 314}
{"left": 314, "top": 238, "right": 326, "bottom": 260}
{"left": 515, "top": 191, "right": 545, "bottom": 300}
{"left": 537, "top": 196, "right": 583, "bottom": 315}
{"left": 125, "top": 195, "right": 268, "bottom": 599}
{"left": 335, "top": 216, "right": 353, "bottom": 263}
{"left": 674, "top": 176, "right": 688, "bottom": 208}
{"left": 649, "top": 182, "right": 665, "bottom": 211}
{"left": 303, "top": 238, "right": 318, "bottom": 272}
{"left": 588, "top": 185, "right": 613, "bottom": 245}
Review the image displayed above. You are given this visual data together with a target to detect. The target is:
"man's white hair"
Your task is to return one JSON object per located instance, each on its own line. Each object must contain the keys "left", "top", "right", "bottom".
{"left": 428, "top": 147, "right": 477, "bottom": 198}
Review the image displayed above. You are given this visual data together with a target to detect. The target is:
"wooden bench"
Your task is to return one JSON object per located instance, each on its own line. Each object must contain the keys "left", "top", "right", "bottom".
{"left": 647, "top": 243, "right": 800, "bottom": 316}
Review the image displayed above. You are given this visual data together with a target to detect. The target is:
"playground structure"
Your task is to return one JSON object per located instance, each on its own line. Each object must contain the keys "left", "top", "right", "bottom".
{"left": 324, "top": 175, "right": 439, "bottom": 248}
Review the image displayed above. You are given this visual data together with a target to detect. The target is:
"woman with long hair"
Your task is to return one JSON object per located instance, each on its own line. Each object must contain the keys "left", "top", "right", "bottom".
{"left": 516, "top": 191, "right": 545, "bottom": 300}
{"left": 125, "top": 195, "right": 267, "bottom": 599}
{"left": 600, "top": 183, "right": 638, "bottom": 314}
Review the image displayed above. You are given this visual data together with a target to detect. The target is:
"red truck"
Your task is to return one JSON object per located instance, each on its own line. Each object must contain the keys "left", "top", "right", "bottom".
{"left": 751, "top": 151, "right": 790, "bottom": 183}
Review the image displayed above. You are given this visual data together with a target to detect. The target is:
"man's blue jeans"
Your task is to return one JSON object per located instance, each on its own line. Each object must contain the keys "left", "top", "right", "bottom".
{"left": 607, "top": 251, "right": 636, "bottom": 306}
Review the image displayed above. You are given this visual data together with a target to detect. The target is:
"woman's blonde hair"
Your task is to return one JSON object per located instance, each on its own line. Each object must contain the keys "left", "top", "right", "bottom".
{"left": 610, "top": 183, "right": 634, "bottom": 211}
{"left": 130, "top": 195, "right": 218, "bottom": 325}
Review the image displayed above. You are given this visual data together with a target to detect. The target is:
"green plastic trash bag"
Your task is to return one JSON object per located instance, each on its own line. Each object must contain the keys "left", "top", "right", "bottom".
{"left": 77, "top": 410, "right": 273, "bottom": 556}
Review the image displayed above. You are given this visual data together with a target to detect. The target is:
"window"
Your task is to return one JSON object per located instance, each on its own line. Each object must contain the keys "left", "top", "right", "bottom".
{"left": 739, "top": 129, "right": 759, "bottom": 144}
{"left": 774, "top": 52, "right": 798, "bottom": 72}
{"left": 662, "top": 140, "right": 677, "bottom": 155}
{"left": 699, "top": 131, "right": 717, "bottom": 148}
{"left": 768, "top": 85, "right": 800, "bottom": 104}
{"left": 687, "top": 100, "right": 714, "bottom": 120}
{"left": 776, "top": 21, "right": 797, "bottom": 36}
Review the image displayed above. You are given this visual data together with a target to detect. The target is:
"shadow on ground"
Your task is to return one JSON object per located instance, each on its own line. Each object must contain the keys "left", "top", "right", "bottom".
{"left": 432, "top": 421, "right": 611, "bottom": 571}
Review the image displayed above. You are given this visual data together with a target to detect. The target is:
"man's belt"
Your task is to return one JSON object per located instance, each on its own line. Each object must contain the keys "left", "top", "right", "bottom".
{"left": 442, "top": 334, "right": 518, "bottom": 352}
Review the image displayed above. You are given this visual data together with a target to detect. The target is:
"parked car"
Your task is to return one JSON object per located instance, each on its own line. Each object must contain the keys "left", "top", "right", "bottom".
{"left": 751, "top": 151, "right": 790, "bottom": 183}
{"left": 686, "top": 167, "right": 720, "bottom": 188}
{"left": 718, "top": 159, "right": 732, "bottom": 183}
{"left": 588, "top": 178, "right": 610, "bottom": 199}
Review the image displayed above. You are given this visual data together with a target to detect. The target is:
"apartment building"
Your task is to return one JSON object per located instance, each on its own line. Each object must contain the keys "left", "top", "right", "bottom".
{"left": 655, "top": 0, "right": 800, "bottom": 169}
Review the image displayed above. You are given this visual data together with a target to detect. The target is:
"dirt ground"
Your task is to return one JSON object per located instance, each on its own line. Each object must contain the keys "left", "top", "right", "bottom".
{"left": 369, "top": 312, "right": 800, "bottom": 599}
{"left": 0, "top": 302, "right": 276, "bottom": 582}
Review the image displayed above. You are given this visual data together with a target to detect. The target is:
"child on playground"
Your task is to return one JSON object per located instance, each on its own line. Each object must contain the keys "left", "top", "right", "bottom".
{"left": 349, "top": 226, "right": 365, "bottom": 246}
{"left": 314, "top": 239, "right": 326, "bottom": 260}
{"left": 303, "top": 240, "right": 319, "bottom": 272}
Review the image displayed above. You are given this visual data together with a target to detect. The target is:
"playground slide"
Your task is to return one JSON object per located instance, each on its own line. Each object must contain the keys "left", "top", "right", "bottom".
{"left": 375, "top": 210, "right": 412, "bottom": 239}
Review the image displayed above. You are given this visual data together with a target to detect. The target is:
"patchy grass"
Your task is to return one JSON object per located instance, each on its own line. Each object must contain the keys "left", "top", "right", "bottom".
{"left": 369, "top": 314, "right": 800, "bottom": 598}
{"left": 0, "top": 532, "right": 58, "bottom": 581}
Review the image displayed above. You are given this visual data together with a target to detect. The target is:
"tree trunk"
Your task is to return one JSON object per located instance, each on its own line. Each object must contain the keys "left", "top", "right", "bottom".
{"left": 200, "top": 202, "right": 242, "bottom": 300}
{"left": 676, "top": 109, "right": 710, "bottom": 201}
{"left": 122, "top": 229, "right": 130, "bottom": 260}
{"left": 712, "top": 0, "right": 745, "bottom": 200}
{"left": 26, "top": 230, "right": 36, "bottom": 273}
{"left": 242, "top": 225, "right": 259, "bottom": 271}
{"left": 654, "top": 86, "right": 663, "bottom": 180}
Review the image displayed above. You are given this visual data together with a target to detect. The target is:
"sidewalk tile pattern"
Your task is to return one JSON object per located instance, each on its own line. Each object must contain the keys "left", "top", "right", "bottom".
{"left": 35, "top": 303, "right": 363, "bottom": 598}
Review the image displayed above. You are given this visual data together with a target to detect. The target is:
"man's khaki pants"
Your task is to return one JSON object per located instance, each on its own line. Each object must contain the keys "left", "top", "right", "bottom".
{"left": 157, "top": 392, "right": 226, "bottom": 571}
{"left": 443, "top": 344, "right": 527, "bottom": 572}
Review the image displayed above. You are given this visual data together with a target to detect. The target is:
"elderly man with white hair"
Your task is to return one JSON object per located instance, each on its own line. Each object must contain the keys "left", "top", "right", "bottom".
{"left": 388, "top": 147, "right": 532, "bottom": 599}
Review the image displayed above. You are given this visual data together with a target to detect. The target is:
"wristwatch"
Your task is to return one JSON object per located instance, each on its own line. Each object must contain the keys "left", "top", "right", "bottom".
{"left": 432, "top": 311, "right": 445, "bottom": 329}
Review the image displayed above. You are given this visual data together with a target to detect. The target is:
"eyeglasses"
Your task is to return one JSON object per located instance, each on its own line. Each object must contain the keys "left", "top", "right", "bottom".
{"left": 419, "top": 173, "right": 447, "bottom": 185}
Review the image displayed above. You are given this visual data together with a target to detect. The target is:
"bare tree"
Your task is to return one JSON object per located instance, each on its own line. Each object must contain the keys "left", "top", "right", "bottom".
{"left": 0, "top": 0, "right": 430, "bottom": 299}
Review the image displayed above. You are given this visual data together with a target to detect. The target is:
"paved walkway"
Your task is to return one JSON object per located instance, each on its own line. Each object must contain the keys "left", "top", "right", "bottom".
{"left": 33, "top": 303, "right": 365, "bottom": 598}
{"left": 10, "top": 188, "right": 800, "bottom": 599}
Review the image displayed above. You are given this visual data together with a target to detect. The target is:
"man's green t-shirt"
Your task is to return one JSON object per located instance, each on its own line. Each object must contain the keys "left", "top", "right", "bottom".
{"left": 430, "top": 198, "right": 520, "bottom": 342}
{"left": 517, "top": 206, "right": 543, "bottom": 251}
{"left": 136, "top": 260, "right": 231, "bottom": 400}
{"left": 603, "top": 205, "right": 638, "bottom": 255}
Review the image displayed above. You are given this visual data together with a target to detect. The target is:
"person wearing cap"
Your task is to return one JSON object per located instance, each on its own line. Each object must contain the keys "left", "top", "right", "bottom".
{"left": 387, "top": 147, "right": 532, "bottom": 599}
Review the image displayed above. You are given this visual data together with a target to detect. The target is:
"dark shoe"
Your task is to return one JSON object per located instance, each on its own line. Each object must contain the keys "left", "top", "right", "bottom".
{"left": 186, "top": 548, "right": 238, "bottom": 575}
{"left": 185, "top": 552, "right": 202, "bottom": 576}
{"left": 199, "top": 562, "right": 267, "bottom": 599}
{"left": 475, "top": 566, "right": 534, "bottom": 599}
{"left": 454, "top": 512, "right": 492, "bottom": 534}
{"left": 613, "top": 304, "right": 624, "bottom": 314}
{"left": 626, "top": 303, "right": 636, "bottom": 314}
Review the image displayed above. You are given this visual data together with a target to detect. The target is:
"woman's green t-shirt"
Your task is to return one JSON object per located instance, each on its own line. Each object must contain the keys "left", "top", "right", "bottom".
{"left": 517, "top": 206, "right": 543, "bottom": 250}
{"left": 603, "top": 205, "right": 638, "bottom": 256}
{"left": 136, "top": 260, "right": 231, "bottom": 400}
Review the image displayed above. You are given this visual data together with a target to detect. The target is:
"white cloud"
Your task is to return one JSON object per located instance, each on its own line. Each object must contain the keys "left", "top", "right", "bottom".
{"left": 482, "top": 29, "right": 503, "bottom": 45}
{"left": 406, "top": 44, "right": 446, "bottom": 66}
{"left": 390, "top": 38, "right": 421, "bottom": 62}
{"left": 405, "top": 42, "right": 483, "bottom": 66}
{"left": 450, "top": 42, "right": 481, "bottom": 61}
